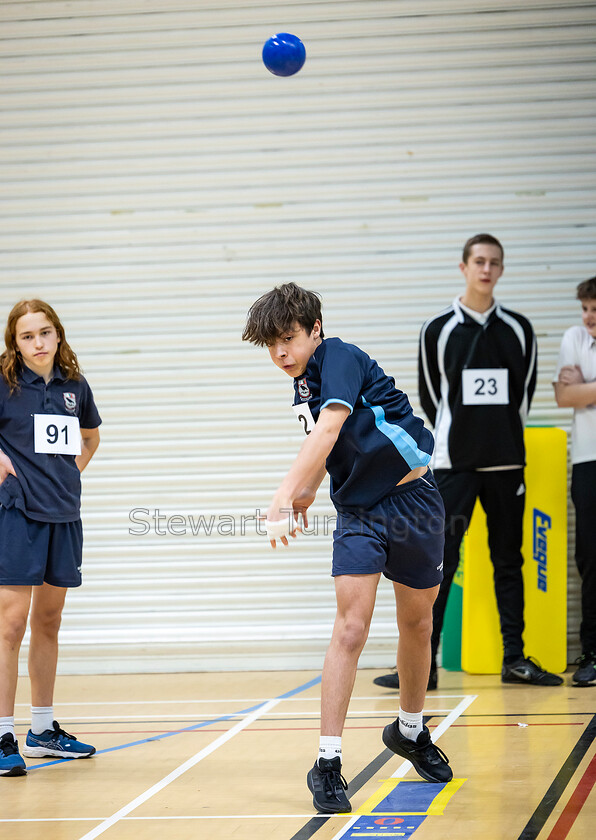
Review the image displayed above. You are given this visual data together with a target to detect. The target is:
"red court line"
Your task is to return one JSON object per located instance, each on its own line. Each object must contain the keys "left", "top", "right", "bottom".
{"left": 448, "top": 722, "right": 584, "bottom": 728}
{"left": 546, "top": 752, "right": 596, "bottom": 840}
{"left": 14, "top": 722, "right": 585, "bottom": 737}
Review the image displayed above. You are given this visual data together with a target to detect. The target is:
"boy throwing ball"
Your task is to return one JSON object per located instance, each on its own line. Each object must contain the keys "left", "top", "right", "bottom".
{"left": 242, "top": 283, "right": 452, "bottom": 814}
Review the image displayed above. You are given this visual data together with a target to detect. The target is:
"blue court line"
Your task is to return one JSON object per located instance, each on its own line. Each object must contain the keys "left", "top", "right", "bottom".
{"left": 27, "top": 673, "right": 322, "bottom": 771}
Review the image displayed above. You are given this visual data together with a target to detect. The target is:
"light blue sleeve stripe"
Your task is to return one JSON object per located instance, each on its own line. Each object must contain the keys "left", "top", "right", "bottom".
{"left": 362, "top": 398, "right": 431, "bottom": 468}
{"left": 320, "top": 398, "right": 354, "bottom": 415}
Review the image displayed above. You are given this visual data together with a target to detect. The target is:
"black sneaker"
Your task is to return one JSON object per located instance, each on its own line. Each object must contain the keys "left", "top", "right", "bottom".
{"left": 373, "top": 667, "right": 437, "bottom": 691}
{"left": 306, "top": 756, "right": 351, "bottom": 813}
{"left": 501, "top": 656, "right": 563, "bottom": 686}
{"left": 573, "top": 653, "right": 596, "bottom": 686}
{"left": 382, "top": 721, "right": 452, "bottom": 783}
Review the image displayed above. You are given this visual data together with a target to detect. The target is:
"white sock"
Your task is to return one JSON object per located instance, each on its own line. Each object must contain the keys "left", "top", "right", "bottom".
{"left": 31, "top": 706, "right": 54, "bottom": 735}
{"left": 398, "top": 707, "right": 423, "bottom": 741}
{"left": 318, "top": 735, "right": 342, "bottom": 765}
{"left": 0, "top": 716, "right": 15, "bottom": 739}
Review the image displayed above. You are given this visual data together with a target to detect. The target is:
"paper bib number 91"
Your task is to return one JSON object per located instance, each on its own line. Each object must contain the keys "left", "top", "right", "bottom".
{"left": 34, "top": 414, "right": 81, "bottom": 455}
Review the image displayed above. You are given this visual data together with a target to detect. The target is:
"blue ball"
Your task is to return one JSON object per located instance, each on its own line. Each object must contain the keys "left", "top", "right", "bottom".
{"left": 262, "top": 33, "right": 306, "bottom": 77}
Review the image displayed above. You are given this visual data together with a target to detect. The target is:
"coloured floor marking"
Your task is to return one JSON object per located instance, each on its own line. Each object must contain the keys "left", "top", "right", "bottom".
{"left": 344, "top": 817, "right": 426, "bottom": 838}
{"left": 356, "top": 778, "right": 466, "bottom": 816}
{"left": 332, "top": 696, "right": 475, "bottom": 840}
{"left": 343, "top": 779, "right": 465, "bottom": 838}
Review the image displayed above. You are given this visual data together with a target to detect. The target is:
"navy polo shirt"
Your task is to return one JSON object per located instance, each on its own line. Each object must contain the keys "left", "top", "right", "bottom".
{"left": 293, "top": 338, "right": 433, "bottom": 510}
{"left": 0, "top": 365, "right": 101, "bottom": 523}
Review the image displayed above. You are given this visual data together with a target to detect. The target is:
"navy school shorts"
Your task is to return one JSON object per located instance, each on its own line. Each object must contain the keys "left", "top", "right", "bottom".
{"left": 332, "top": 473, "right": 445, "bottom": 589}
{"left": 0, "top": 504, "right": 83, "bottom": 587}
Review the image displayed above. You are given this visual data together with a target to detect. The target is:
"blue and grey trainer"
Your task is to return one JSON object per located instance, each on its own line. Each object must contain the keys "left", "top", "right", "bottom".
{"left": 0, "top": 732, "right": 27, "bottom": 776}
{"left": 22, "top": 721, "right": 95, "bottom": 759}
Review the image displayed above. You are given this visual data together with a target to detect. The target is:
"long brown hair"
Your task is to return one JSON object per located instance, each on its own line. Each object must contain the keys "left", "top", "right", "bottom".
{"left": 0, "top": 300, "right": 81, "bottom": 393}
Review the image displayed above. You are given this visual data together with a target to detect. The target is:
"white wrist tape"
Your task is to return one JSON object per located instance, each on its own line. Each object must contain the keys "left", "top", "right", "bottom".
{"left": 265, "top": 517, "right": 294, "bottom": 541}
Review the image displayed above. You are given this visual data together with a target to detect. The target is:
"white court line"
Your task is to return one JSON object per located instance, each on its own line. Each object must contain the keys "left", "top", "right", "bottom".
{"left": 74, "top": 697, "right": 280, "bottom": 840}
{"left": 13, "top": 693, "right": 472, "bottom": 708}
{"left": 123, "top": 814, "right": 345, "bottom": 820}
{"left": 330, "top": 694, "right": 478, "bottom": 840}
{"left": 1, "top": 820, "right": 103, "bottom": 824}
{"left": 2, "top": 814, "right": 347, "bottom": 823}
{"left": 14, "top": 708, "right": 458, "bottom": 723}
{"left": 13, "top": 699, "right": 282, "bottom": 707}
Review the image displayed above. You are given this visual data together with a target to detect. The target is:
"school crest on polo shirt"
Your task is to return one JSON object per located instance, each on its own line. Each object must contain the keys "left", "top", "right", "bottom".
{"left": 297, "top": 377, "right": 311, "bottom": 400}
{"left": 63, "top": 392, "right": 77, "bottom": 413}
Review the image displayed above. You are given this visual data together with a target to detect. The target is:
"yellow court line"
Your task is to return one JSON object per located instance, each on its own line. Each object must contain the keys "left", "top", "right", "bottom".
{"left": 427, "top": 777, "right": 466, "bottom": 814}
{"left": 355, "top": 779, "right": 400, "bottom": 814}
{"left": 354, "top": 778, "right": 467, "bottom": 816}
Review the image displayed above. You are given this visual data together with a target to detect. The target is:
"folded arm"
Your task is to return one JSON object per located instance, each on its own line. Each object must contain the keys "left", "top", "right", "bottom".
{"left": 554, "top": 366, "right": 596, "bottom": 409}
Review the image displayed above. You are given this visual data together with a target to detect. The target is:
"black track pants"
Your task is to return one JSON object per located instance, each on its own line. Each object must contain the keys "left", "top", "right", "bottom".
{"left": 431, "top": 468, "right": 526, "bottom": 663}
{"left": 571, "top": 460, "right": 596, "bottom": 655}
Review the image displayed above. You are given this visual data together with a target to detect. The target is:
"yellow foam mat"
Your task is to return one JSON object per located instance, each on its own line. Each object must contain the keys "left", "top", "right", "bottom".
{"left": 461, "top": 427, "right": 567, "bottom": 674}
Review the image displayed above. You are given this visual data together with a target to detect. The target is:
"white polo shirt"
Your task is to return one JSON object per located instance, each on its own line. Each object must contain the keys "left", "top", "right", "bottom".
{"left": 555, "top": 325, "right": 596, "bottom": 464}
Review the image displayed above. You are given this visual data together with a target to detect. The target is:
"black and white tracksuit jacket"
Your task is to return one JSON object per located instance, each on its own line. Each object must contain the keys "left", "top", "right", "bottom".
{"left": 418, "top": 298, "right": 537, "bottom": 471}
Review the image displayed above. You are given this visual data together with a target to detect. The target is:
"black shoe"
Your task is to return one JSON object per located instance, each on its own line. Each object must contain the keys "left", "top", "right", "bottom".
{"left": 306, "top": 756, "right": 351, "bottom": 813}
{"left": 501, "top": 656, "right": 563, "bottom": 686}
{"left": 373, "top": 670, "right": 400, "bottom": 689}
{"left": 382, "top": 721, "right": 452, "bottom": 783}
{"left": 573, "top": 652, "right": 596, "bottom": 686}
{"left": 373, "top": 667, "right": 437, "bottom": 691}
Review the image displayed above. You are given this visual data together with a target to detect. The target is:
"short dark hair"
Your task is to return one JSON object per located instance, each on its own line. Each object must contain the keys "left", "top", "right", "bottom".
{"left": 577, "top": 276, "right": 596, "bottom": 301}
{"left": 462, "top": 233, "right": 504, "bottom": 264}
{"left": 242, "top": 283, "right": 324, "bottom": 346}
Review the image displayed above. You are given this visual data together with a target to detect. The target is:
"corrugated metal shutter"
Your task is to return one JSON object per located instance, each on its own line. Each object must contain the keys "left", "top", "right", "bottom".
{"left": 1, "top": 0, "right": 595, "bottom": 673}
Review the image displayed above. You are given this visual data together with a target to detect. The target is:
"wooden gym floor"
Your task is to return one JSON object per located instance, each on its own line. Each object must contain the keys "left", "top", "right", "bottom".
{"left": 3, "top": 667, "right": 595, "bottom": 840}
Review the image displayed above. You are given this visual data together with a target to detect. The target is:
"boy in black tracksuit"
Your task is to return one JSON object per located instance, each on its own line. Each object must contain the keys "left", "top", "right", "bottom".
{"left": 375, "top": 234, "right": 562, "bottom": 690}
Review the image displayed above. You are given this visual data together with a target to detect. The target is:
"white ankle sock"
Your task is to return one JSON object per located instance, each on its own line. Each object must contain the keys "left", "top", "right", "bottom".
{"left": 0, "top": 716, "right": 15, "bottom": 739}
{"left": 398, "top": 707, "right": 423, "bottom": 741}
{"left": 31, "top": 706, "right": 54, "bottom": 735}
{"left": 318, "top": 735, "right": 342, "bottom": 765}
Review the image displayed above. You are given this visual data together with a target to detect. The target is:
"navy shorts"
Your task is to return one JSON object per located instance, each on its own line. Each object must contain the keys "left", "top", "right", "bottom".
{"left": 332, "top": 473, "right": 445, "bottom": 589}
{"left": 0, "top": 504, "right": 83, "bottom": 587}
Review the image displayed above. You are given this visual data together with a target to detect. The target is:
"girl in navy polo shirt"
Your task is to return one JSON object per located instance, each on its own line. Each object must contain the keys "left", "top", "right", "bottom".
{"left": 0, "top": 300, "right": 101, "bottom": 776}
